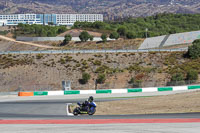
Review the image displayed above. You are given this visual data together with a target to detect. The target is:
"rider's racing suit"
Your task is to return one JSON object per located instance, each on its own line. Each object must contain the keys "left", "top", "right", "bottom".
{"left": 88, "top": 101, "right": 96, "bottom": 113}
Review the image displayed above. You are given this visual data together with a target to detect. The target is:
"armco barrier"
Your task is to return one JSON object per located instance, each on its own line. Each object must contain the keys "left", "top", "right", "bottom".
{"left": 18, "top": 85, "right": 200, "bottom": 96}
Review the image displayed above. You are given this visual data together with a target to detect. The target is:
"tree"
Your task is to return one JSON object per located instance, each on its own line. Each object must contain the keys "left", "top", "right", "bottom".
{"left": 63, "top": 34, "right": 72, "bottom": 45}
{"left": 58, "top": 26, "right": 67, "bottom": 34}
{"left": 48, "top": 22, "right": 54, "bottom": 25}
{"left": 79, "top": 72, "right": 91, "bottom": 84}
{"left": 47, "top": 30, "right": 55, "bottom": 37}
{"left": 79, "top": 31, "right": 90, "bottom": 42}
{"left": 92, "top": 21, "right": 105, "bottom": 29}
{"left": 126, "top": 31, "right": 136, "bottom": 39}
{"left": 188, "top": 39, "right": 200, "bottom": 59}
{"left": 39, "top": 29, "right": 47, "bottom": 37}
{"left": 109, "top": 32, "right": 119, "bottom": 40}
{"left": 101, "top": 33, "right": 107, "bottom": 42}
{"left": 117, "top": 26, "right": 127, "bottom": 36}
{"left": 96, "top": 74, "right": 106, "bottom": 84}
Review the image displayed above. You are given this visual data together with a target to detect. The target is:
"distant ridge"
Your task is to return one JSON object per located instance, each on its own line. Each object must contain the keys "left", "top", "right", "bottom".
{"left": 0, "top": 0, "right": 200, "bottom": 20}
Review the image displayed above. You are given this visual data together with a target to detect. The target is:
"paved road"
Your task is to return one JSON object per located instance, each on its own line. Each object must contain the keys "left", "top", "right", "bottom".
{"left": 0, "top": 123, "right": 200, "bottom": 133}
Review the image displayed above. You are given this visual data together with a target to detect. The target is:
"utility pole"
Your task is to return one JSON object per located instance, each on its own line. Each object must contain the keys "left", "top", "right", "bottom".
{"left": 145, "top": 28, "right": 148, "bottom": 38}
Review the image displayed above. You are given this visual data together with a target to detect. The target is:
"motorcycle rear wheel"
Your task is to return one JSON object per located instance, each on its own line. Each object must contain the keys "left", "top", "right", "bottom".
{"left": 73, "top": 108, "right": 80, "bottom": 116}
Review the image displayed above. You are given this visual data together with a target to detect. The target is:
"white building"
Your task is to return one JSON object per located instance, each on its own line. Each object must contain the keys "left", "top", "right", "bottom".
{"left": 0, "top": 14, "right": 103, "bottom": 26}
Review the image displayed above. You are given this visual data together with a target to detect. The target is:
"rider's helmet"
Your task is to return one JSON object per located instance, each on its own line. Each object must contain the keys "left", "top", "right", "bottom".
{"left": 88, "top": 96, "right": 94, "bottom": 102}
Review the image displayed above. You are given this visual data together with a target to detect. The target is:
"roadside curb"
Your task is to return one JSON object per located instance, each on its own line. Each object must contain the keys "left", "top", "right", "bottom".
{"left": 1, "top": 118, "right": 200, "bottom": 124}
{"left": 18, "top": 85, "right": 200, "bottom": 96}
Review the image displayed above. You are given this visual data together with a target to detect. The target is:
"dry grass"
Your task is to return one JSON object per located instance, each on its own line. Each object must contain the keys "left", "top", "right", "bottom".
{"left": 36, "top": 38, "right": 144, "bottom": 50}
{"left": 95, "top": 90, "right": 200, "bottom": 115}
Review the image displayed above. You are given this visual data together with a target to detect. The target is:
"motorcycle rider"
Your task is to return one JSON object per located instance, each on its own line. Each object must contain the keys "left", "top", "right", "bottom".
{"left": 87, "top": 96, "right": 96, "bottom": 114}
{"left": 74, "top": 96, "right": 96, "bottom": 115}
{"left": 77, "top": 96, "right": 96, "bottom": 111}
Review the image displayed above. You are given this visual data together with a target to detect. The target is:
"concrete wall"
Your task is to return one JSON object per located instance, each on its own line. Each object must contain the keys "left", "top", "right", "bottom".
{"left": 139, "top": 30, "right": 200, "bottom": 49}
{"left": 139, "top": 35, "right": 166, "bottom": 49}
{"left": 164, "top": 31, "right": 200, "bottom": 47}
{"left": 16, "top": 37, "right": 114, "bottom": 42}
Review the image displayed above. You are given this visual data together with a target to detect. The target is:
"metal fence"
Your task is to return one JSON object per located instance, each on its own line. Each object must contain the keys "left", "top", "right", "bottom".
{"left": 0, "top": 48, "right": 188, "bottom": 55}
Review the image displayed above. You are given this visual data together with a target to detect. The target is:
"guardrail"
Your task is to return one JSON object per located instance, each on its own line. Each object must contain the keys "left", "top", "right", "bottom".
{"left": 0, "top": 48, "right": 188, "bottom": 55}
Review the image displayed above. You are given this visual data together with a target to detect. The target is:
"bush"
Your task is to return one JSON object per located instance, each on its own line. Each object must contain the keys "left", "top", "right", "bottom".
{"left": 128, "top": 77, "right": 142, "bottom": 88}
{"left": 96, "top": 74, "right": 106, "bottom": 84}
{"left": 36, "top": 54, "right": 43, "bottom": 59}
{"left": 79, "top": 72, "right": 91, "bottom": 84}
{"left": 186, "top": 70, "right": 198, "bottom": 81}
{"left": 188, "top": 39, "right": 200, "bottom": 59}
{"left": 101, "top": 33, "right": 107, "bottom": 42}
{"left": 109, "top": 32, "right": 119, "bottom": 40}
{"left": 167, "top": 72, "right": 185, "bottom": 86}
{"left": 62, "top": 34, "right": 72, "bottom": 45}
{"left": 171, "top": 73, "right": 184, "bottom": 81}
{"left": 79, "top": 31, "right": 90, "bottom": 42}
{"left": 89, "top": 35, "right": 94, "bottom": 41}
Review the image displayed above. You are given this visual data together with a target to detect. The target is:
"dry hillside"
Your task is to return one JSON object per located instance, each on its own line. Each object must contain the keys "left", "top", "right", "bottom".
{"left": 0, "top": 51, "right": 200, "bottom": 92}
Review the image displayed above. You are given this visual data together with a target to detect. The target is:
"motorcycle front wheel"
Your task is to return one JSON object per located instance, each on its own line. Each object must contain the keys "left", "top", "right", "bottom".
{"left": 88, "top": 108, "right": 96, "bottom": 115}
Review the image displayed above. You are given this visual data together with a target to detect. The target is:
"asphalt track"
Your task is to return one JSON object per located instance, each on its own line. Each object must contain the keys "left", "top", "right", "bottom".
{"left": 0, "top": 95, "right": 200, "bottom": 120}
{"left": 0, "top": 91, "right": 200, "bottom": 133}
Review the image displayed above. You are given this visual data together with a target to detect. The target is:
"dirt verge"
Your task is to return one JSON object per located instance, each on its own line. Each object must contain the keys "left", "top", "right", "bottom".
{"left": 94, "top": 91, "right": 200, "bottom": 115}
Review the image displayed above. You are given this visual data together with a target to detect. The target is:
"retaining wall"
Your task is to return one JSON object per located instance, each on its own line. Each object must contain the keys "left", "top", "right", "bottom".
{"left": 139, "top": 30, "right": 200, "bottom": 49}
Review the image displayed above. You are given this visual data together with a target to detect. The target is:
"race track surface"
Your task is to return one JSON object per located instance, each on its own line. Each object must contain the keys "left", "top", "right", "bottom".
{"left": 0, "top": 98, "right": 200, "bottom": 120}
{"left": 1, "top": 94, "right": 200, "bottom": 133}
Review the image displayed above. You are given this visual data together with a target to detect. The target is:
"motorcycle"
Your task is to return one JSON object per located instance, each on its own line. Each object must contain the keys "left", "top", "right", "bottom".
{"left": 73, "top": 101, "right": 96, "bottom": 116}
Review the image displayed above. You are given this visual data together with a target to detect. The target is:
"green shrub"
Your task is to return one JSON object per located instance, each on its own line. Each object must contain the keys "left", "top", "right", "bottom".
{"left": 126, "top": 31, "right": 136, "bottom": 39}
{"left": 128, "top": 77, "right": 142, "bottom": 88}
{"left": 188, "top": 39, "right": 200, "bottom": 59}
{"left": 167, "top": 72, "right": 185, "bottom": 86}
{"left": 36, "top": 54, "right": 43, "bottom": 59}
{"left": 101, "top": 33, "right": 107, "bottom": 42}
{"left": 96, "top": 74, "right": 106, "bottom": 84}
{"left": 79, "top": 72, "right": 91, "bottom": 84}
{"left": 93, "top": 60, "right": 102, "bottom": 66}
{"left": 171, "top": 73, "right": 184, "bottom": 81}
{"left": 89, "top": 35, "right": 94, "bottom": 41}
{"left": 186, "top": 69, "right": 198, "bottom": 81}
{"left": 59, "top": 58, "right": 66, "bottom": 64}
{"left": 79, "top": 31, "right": 90, "bottom": 42}
{"left": 117, "top": 26, "right": 127, "bottom": 36}
{"left": 62, "top": 34, "right": 72, "bottom": 45}
{"left": 109, "top": 32, "right": 119, "bottom": 40}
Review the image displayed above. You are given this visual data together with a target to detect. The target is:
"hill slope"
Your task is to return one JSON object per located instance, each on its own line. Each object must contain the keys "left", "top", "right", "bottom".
{"left": 0, "top": 0, "right": 200, "bottom": 20}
